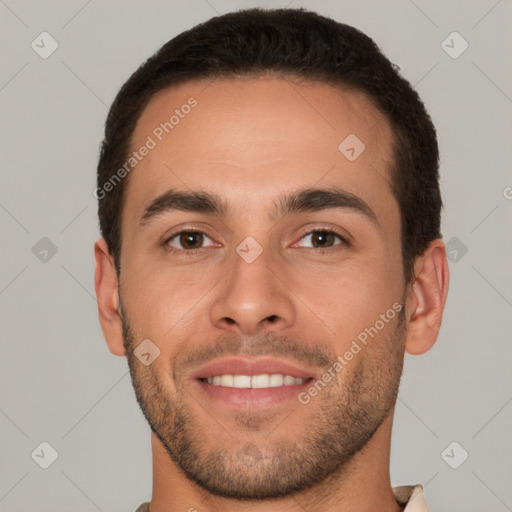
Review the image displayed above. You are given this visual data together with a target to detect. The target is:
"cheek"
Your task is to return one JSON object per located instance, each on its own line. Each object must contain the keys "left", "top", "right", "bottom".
{"left": 287, "top": 254, "right": 403, "bottom": 340}
{"left": 121, "top": 260, "right": 219, "bottom": 342}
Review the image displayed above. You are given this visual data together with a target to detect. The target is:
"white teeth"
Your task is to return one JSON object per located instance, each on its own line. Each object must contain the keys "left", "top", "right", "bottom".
{"left": 269, "top": 374, "right": 284, "bottom": 387}
{"left": 233, "top": 375, "right": 251, "bottom": 388}
{"left": 220, "top": 374, "right": 234, "bottom": 387}
{"left": 283, "top": 375, "right": 295, "bottom": 385}
{"left": 204, "top": 373, "right": 306, "bottom": 389}
{"left": 251, "top": 374, "right": 270, "bottom": 388}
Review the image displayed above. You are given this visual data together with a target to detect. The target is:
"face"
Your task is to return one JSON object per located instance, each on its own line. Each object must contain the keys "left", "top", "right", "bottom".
{"left": 118, "top": 76, "right": 407, "bottom": 499}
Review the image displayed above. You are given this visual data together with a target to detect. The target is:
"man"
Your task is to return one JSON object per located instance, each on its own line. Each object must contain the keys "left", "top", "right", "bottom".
{"left": 94, "top": 7, "right": 449, "bottom": 512}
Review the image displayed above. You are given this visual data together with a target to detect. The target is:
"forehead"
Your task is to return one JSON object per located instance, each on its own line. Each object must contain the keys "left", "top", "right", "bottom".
{"left": 125, "top": 76, "right": 396, "bottom": 225}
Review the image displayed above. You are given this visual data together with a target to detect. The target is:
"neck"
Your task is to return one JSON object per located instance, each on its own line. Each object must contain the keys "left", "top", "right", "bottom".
{"left": 147, "top": 411, "right": 403, "bottom": 512}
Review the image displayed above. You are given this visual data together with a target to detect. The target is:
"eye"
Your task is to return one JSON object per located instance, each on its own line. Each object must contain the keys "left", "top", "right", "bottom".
{"left": 294, "top": 229, "right": 347, "bottom": 250}
{"left": 165, "top": 230, "right": 215, "bottom": 252}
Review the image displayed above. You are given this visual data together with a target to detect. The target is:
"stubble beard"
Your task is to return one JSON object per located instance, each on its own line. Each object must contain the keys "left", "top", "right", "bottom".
{"left": 120, "top": 300, "right": 406, "bottom": 500}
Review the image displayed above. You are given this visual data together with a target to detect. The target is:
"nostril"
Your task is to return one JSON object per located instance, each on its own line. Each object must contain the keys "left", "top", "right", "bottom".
{"left": 266, "top": 315, "right": 278, "bottom": 323}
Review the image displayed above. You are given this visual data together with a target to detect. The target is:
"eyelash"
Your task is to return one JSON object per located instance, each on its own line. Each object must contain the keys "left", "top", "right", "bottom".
{"left": 162, "top": 227, "right": 350, "bottom": 256}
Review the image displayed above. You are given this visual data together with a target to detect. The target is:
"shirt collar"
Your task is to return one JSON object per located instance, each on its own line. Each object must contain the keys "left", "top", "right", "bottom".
{"left": 393, "top": 485, "right": 429, "bottom": 511}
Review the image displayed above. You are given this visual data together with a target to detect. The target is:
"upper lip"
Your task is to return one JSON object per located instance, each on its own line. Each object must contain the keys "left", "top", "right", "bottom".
{"left": 191, "top": 356, "right": 317, "bottom": 380}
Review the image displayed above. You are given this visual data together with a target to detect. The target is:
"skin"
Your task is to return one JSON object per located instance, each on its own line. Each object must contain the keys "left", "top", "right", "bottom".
{"left": 94, "top": 76, "right": 449, "bottom": 512}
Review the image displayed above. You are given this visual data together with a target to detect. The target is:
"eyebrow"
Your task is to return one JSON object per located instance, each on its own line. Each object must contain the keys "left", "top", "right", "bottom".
{"left": 139, "top": 187, "right": 378, "bottom": 228}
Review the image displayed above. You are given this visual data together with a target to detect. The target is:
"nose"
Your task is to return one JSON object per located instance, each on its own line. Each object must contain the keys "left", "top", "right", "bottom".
{"left": 210, "top": 243, "right": 296, "bottom": 336}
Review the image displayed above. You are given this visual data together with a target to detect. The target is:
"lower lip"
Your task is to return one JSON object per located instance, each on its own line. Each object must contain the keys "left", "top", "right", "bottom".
{"left": 194, "top": 378, "right": 313, "bottom": 409}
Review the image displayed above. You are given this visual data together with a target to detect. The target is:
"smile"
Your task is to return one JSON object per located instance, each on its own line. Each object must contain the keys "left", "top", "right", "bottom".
{"left": 200, "top": 373, "right": 308, "bottom": 389}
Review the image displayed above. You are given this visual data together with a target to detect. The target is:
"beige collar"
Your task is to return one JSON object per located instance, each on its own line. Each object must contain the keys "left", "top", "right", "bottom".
{"left": 394, "top": 485, "right": 429, "bottom": 511}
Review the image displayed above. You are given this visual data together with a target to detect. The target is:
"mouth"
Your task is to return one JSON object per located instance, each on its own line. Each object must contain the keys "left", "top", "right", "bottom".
{"left": 191, "top": 357, "right": 316, "bottom": 409}
{"left": 199, "top": 373, "right": 310, "bottom": 388}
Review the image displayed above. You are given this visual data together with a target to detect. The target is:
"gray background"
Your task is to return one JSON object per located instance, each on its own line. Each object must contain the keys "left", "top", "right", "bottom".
{"left": 1, "top": 0, "right": 511, "bottom": 511}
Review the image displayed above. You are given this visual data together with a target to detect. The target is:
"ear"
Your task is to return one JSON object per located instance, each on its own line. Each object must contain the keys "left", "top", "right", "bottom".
{"left": 94, "top": 238, "right": 125, "bottom": 356}
{"left": 404, "top": 238, "right": 450, "bottom": 355}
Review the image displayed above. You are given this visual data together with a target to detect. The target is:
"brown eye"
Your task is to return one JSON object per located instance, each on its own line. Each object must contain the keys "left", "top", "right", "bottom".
{"left": 179, "top": 232, "right": 204, "bottom": 249}
{"left": 310, "top": 231, "right": 336, "bottom": 248}
{"left": 297, "top": 230, "right": 344, "bottom": 249}
{"left": 166, "top": 231, "right": 212, "bottom": 251}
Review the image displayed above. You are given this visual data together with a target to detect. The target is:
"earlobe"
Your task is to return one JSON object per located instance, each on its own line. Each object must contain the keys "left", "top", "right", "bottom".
{"left": 405, "top": 239, "right": 450, "bottom": 355}
{"left": 94, "top": 238, "right": 126, "bottom": 356}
